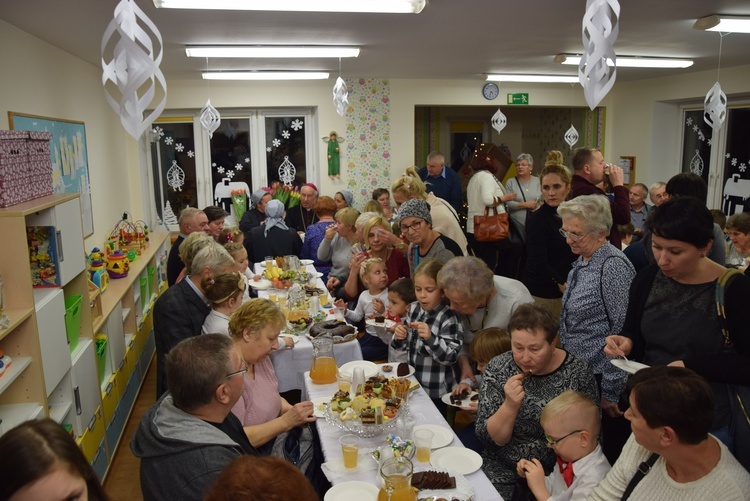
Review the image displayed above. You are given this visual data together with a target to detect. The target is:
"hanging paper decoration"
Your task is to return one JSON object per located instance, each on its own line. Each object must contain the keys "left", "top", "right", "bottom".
{"left": 491, "top": 108, "right": 507, "bottom": 134}
{"left": 690, "top": 149, "right": 705, "bottom": 176}
{"left": 101, "top": 0, "right": 167, "bottom": 140}
{"left": 579, "top": 0, "right": 620, "bottom": 110}
{"left": 564, "top": 124, "right": 580, "bottom": 149}
{"left": 703, "top": 82, "right": 727, "bottom": 130}
{"left": 333, "top": 77, "right": 349, "bottom": 117}
{"left": 200, "top": 99, "right": 221, "bottom": 138}
{"left": 166, "top": 160, "right": 185, "bottom": 192}
{"left": 278, "top": 156, "right": 296, "bottom": 186}
{"left": 460, "top": 144, "right": 472, "bottom": 163}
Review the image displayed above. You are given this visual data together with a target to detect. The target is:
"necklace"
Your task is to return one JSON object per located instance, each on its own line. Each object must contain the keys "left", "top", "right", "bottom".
{"left": 467, "top": 294, "right": 492, "bottom": 332}
{"left": 517, "top": 177, "right": 532, "bottom": 193}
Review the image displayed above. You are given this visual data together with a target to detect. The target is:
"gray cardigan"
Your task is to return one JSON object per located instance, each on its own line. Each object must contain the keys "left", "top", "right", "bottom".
{"left": 317, "top": 233, "right": 353, "bottom": 280}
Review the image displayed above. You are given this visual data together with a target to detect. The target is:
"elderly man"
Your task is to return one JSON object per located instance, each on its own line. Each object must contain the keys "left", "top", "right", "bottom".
{"left": 239, "top": 188, "right": 272, "bottom": 237}
{"left": 285, "top": 182, "right": 319, "bottom": 233}
{"left": 569, "top": 147, "right": 630, "bottom": 249}
{"left": 132, "top": 334, "right": 258, "bottom": 501}
{"left": 628, "top": 183, "right": 651, "bottom": 239}
{"left": 649, "top": 181, "right": 668, "bottom": 207}
{"left": 167, "top": 207, "right": 209, "bottom": 286}
{"left": 418, "top": 151, "right": 463, "bottom": 213}
{"left": 155, "top": 242, "right": 235, "bottom": 397}
{"left": 590, "top": 367, "right": 750, "bottom": 500}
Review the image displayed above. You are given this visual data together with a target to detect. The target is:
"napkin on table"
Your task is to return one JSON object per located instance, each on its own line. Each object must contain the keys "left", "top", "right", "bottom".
{"left": 321, "top": 450, "right": 378, "bottom": 482}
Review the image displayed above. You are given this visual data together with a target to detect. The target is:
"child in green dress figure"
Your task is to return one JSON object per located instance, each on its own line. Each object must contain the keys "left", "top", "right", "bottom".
{"left": 326, "top": 131, "right": 340, "bottom": 179}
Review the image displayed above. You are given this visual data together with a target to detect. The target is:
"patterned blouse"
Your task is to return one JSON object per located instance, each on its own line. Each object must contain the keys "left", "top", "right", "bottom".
{"left": 559, "top": 243, "right": 635, "bottom": 403}
{"left": 391, "top": 302, "right": 463, "bottom": 398}
{"left": 475, "top": 351, "right": 599, "bottom": 500}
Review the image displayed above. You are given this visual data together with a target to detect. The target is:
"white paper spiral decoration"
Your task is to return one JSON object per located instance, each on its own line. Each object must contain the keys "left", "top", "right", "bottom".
{"left": 564, "top": 124, "right": 580, "bottom": 149}
{"left": 200, "top": 99, "right": 221, "bottom": 138}
{"left": 491, "top": 108, "right": 507, "bottom": 134}
{"left": 101, "top": 0, "right": 167, "bottom": 140}
{"left": 332, "top": 77, "right": 349, "bottom": 117}
{"left": 579, "top": 0, "right": 620, "bottom": 110}
{"left": 703, "top": 82, "right": 727, "bottom": 130}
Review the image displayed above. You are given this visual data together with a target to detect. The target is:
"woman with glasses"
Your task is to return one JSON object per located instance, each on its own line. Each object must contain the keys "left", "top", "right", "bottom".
{"left": 521, "top": 155, "right": 577, "bottom": 319}
{"left": 475, "top": 304, "right": 599, "bottom": 499}
{"left": 396, "top": 198, "right": 462, "bottom": 276}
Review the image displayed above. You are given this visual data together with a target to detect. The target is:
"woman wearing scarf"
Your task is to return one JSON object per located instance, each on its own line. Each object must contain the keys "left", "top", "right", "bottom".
{"left": 246, "top": 200, "right": 302, "bottom": 264}
{"left": 240, "top": 189, "right": 273, "bottom": 236}
{"left": 334, "top": 190, "right": 354, "bottom": 210}
{"left": 397, "top": 198, "right": 462, "bottom": 277}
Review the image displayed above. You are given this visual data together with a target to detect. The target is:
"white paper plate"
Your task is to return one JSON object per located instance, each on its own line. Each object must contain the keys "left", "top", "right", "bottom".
{"left": 413, "top": 424, "right": 454, "bottom": 449}
{"left": 300, "top": 259, "right": 315, "bottom": 266}
{"left": 339, "top": 360, "right": 379, "bottom": 379}
{"left": 311, "top": 397, "right": 330, "bottom": 418}
{"left": 441, "top": 391, "right": 479, "bottom": 408}
{"left": 313, "top": 271, "right": 324, "bottom": 279}
{"left": 366, "top": 318, "right": 397, "bottom": 329}
{"left": 415, "top": 468, "right": 473, "bottom": 501}
{"left": 377, "top": 363, "right": 415, "bottom": 378}
{"left": 248, "top": 278, "right": 273, "bottom": 290}
{"left": 430, "top": 447, "right": 483, "bottom": 475}
{"left": 324, "top": 481, "right": 378, "bottom": 501}
{"left": 611, "top": 358, "right": 649, "bottom": 375}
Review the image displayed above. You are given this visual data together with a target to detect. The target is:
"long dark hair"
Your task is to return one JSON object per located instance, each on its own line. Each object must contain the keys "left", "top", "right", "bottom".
{"left": 0, "top": 418, "right": 108, "bottom": 500}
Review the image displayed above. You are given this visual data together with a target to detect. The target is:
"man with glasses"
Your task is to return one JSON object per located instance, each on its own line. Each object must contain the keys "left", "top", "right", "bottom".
{"left": 133, "top": 334, "right": 258, "bottom": 501}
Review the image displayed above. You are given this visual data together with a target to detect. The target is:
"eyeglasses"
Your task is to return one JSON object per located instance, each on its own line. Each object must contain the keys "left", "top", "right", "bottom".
{"left": 559, "top": 228, "right": 590, "bottom": 242}
{"left": 225, "top": 359, "right": 248, "bottom": 379}
{"left": 545, "top": 429, "right": 582, "bottom": 446}
{"left": 400, "top": 220, "right": 423, "bottom": 233}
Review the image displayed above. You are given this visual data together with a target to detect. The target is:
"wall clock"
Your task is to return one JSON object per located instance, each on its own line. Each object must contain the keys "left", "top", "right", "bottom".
{"left": 482, "top": 82, "right": 499, "bottom": 100}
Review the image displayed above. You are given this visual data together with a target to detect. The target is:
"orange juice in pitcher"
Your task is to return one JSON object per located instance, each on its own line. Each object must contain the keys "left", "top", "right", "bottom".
{"left": 377, "top": 457, "right": 416, "bottom": 501}
{"left": 309, "top": 334, "right": 337, "bottom": 384}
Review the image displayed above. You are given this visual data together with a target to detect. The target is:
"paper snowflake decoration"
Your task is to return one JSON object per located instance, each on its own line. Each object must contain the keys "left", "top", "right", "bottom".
{"left": 686, "top": 117, "right": 693, "bottom": 126}
{"left": 491, "top": 108, "right": 507, "bottom": 134}
{"left": 188, "top": 150, "right": 194, "bottom": 158}
{"left": 235, "top": 163, "right": 243, "bottom": 170}
{"left": 245, "top": 157, "right": 250, "bottom": 163}
{"left": 332, "top": 77, "right": 349, "bottom": 117}
{"left": 282, "top": 130, "right": 290, "bottom": 139}
{"left": 732, "top": 158, "right": 738, "bottom": 166}
{"left": 272, "top": 138, "right": 281, "bottom": 147}
{"left": 153, "top": 126, "right": 164, "bottom": 138}
{"left": 564, "top": 125, "right": 579, "bottom": 149}
{"left": 704, "top": 81, "right": 727, "bottom": 130}
{"left": 164, "top": 137, "right": 174, "bottom": 145}
{"left": 212, "top": 162, "right": 217, "bottom": 167}
{"left": 200, "top": 99, "right": 221, "bottom": 138}
{"left": 692, "top": 125, "right": 699, "bottom": 132}
{"left": 291, "top": 119, "right": 303, "bottom": 131}
{"left": 740, "top": 163, "right": 747, "bottom": 173}
{"left": 266, "top": 147, "right": 272, "bottom": 153}
{"left": 175, "top": 143, "right": 184, "bottom": 152}
{"left": 226, "top": 171, "right": 235, "bottom": 179}
{"left": 707, "top": 139, "right": 712, "bottom": 146}
{"left": 217, "top": 166, "right": 225, "bottom": 174}
{"left": 726, "top": 153, "right": 731, "bottom": 158}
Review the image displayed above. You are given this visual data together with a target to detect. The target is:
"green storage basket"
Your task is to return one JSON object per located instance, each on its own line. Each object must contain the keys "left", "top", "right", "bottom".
{"left": 140, "top": 277, "right": 148, "bottom": 310}
{"left": 64, "top": 295, "right": 83, "bottom": 352}
{"left": 147, "top": 266, "right": 156, "bottom": 297}
{"left": 95, "top": 336, "right": 108, "bottom": 384}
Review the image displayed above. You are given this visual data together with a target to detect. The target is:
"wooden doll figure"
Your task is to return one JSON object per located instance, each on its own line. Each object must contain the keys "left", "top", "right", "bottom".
{"left": 325, "top": 131, "right": 340, "bottom": 179}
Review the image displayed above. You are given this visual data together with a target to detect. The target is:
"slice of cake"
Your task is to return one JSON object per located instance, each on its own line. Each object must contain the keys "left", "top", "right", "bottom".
{"left": 397, "top": 362, "right": 409, "bottom": 376}
{"left": 360, "top": 409, "right": 376, "bottom": 425}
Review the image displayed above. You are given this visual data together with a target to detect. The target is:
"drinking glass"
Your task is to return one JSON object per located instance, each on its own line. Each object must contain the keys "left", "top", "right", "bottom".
{"left": 337, "top": 372, "right": 352, "bottom": 393}
{"left": 340, "top": 435, "right": 360, "bottom": 469}
{"left": 413, "top": 429, "right": 433, "bottom": 463}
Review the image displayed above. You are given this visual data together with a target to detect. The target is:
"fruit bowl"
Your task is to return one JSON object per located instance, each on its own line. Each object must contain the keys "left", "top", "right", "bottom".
{"left": 287, "top": 315, "right": 313, "bottom": 334}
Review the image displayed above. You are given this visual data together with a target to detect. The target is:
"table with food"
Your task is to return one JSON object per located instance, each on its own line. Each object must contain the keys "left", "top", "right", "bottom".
{"left": 304, "top": 360, "right": 503, "bottom": 501}
{"left": 250, "top": 257, "right": 363, "bottom": 392}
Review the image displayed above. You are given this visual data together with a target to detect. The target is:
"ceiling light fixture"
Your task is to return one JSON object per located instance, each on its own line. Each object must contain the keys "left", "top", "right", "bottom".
{"left": 155, "top": 0, "right": 426, "bottom": 13}
{"left": 554, "top": 54, "right": 693, "bottom": 68}
{"left": 186, "top": 46, "right": 360, "bottom": 58}
{"left": 202, "top": 71, "right": 330, "bottom": 80}
{"left": 486, "top": 74, "right": 579, "bottom": 84}
{"left": 694, "top": 15, "right": 750, "bottom": 33}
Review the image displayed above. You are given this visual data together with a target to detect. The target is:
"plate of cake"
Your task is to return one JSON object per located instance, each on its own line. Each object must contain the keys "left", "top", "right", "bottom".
{"left": 413, "top": 468, "right": 473, "bottom": 501}
{"left": 378, "top": 362, "right": 415, "bottom": 378}
{"left": 366, "top": 316, "right": 397, "bottom": 329}
{"left": 441, "top": 390, "right": 479, "bottom": 408}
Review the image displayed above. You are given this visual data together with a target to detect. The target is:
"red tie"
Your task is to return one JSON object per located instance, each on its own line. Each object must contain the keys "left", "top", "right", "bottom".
{"left": 557, "top": 456, "right": 574, "bottom": 487}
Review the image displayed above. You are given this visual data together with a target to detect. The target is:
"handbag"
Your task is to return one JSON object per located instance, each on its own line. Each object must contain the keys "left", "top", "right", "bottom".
{"left": 474, "top": 206, "right": 509, "bottom": 242}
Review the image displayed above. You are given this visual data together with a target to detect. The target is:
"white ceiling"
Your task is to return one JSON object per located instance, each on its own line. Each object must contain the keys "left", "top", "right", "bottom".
{"left": 2, "top": 0, "right": 750, "bottom": 83}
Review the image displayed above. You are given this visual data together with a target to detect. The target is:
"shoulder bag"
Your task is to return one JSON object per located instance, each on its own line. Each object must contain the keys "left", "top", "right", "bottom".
{"left": 474, "top": 173, "right": 510, "bottom": 243}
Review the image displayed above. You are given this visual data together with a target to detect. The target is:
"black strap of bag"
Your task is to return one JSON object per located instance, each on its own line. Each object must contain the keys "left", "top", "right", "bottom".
{"left": 621, "top": 452, "right": 659, "bottom": 501}
{"left": 514, "top": 176, "right": 528, "bottom": 202}
{"left": 716, "top": 268, "right": 743, "bottom": 350}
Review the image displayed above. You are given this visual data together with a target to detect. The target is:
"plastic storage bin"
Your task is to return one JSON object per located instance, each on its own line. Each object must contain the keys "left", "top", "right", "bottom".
{"left": 147, "top": 266, "right": 156, "bottom": 298}
{"left": 64, "top": 295, "right": 83, "bottom": 352}
{"left": 139, "top": 277, "right": 148, "bottom": 310}
{"left": 95, "top": 335, "right": 108, "bottom": 384}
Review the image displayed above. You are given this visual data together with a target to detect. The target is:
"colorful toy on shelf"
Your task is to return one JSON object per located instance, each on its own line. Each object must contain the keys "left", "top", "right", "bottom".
{"left": 26, "top": 226, "right": 60, "bottom": 287}
{"left": 88, "top": 247, "right": 109, "bottom": 292}
{"left": 109, "top": 213, "right": 150, "bottom": 255}
{"left": 106, "top": 250, "right": 129, "bottom": 279}
{"left": 0, "top": 349, "right": 12, "bottom": 377}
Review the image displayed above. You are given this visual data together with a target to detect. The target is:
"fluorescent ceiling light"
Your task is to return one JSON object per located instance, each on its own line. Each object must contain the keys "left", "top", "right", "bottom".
{"left": 554, "top": 54, "right": 693, "bottom": 68}
{"left": 202, "top": 71, "right": 330, "bottom": 80}
{"left": 694, "top": 15, "right": 750, "bottom": 33}
{"left": 155, "top": 0, "right": 426, "bottom": 13}
{"left": 186, "top": 46, "right": 360, "bottom": 58}
{"left": 486, "top": 74, "right": 579, "bottom": 84}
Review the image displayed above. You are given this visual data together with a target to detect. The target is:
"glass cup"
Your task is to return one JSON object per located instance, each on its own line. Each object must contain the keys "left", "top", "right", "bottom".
{"left": 340, "top": 434, "right": 360, "bottom": 469}
{"left": 268, "top": 289, "right": 278, "bottom": 303}
{"left": 395, "top": 416, "right": 415, "bottom": 440}
{"left": 337, "top": 372, "right": 352, "bottom": 393}
{"left": 413, "top": 429, "right": 434, "bottom": 463}
{"left": 265, "top": 256, "right": 274, "bottom": 269}
{"left": 319, "top": 294, "right": 329, "bottom": 307}
{"left": 278, "top": 290, "right": 288, "bottom": 307}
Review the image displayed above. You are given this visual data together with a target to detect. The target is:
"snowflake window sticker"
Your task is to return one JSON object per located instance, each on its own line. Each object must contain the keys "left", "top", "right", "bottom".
{"left": 291, "top": 119, "right": 303, "bottom": 131}
{"left": 217, "top": 166, "right": 225, "bottom": 174}
{"left": 282, "top": 130, "right": 291, "bottom": 139}
{"left": 188, "top": 150, "right": 195, "bottom": 158}
{"left": 164, "top": 136, "right": 174, "bottom": 145}
{"left": 235, "top": 163, "right": 243, "bottom": 171}
{"left": 740, "top": 163, "right": 747, "bottom": 173}
{"left": 175, "top": 143, "right": 184, "bottom": 152}
{"left": 272, "top": 138, "right": 281, "bottom": 147}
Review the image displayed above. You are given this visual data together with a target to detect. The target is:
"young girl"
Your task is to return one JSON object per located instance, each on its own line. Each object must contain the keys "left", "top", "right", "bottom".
{"left": 201, "top": 272, "right": 247, "bottom": 336}
{"left": 218, "top": 227, "right": 244, "bottom": 246}
{"left": 334, "top": 257, "right": 389, "bottom": 361}
{"left": 224, "top": 241, "right": 252, "bottom": 301}
{"left": 391, "top": 259, "right": 463, "bottom": 411}
{"left": 371, "top": 277, "right": 415, "bottom": 363}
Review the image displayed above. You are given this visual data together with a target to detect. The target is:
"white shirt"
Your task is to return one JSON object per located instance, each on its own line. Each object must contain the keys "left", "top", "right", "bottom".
{"left": 466, "top": 170, "right": 506, "bottom": 234}
{"left": 201, "top": 309, "right": 230, "bottom": 336}
{"left": 543, "top": 444, "right": 610, "bottom": 501}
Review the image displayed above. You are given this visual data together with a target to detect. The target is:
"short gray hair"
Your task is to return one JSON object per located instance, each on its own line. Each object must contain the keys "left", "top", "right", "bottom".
{"left": 558, "top": 195, "right": 612, "bottom": 235}
{"left": 437, "top": 256, "right": 494, "bottom": 303}
{"left": 179, "top": 232, "right": 213, "bottom": 274}
{"left": 356, "top": 212, "right": 379, "bottom": 231}
{"left": 516, "top": 153, "right": 534, "bottom": 166}
{"left": 191, "top": 242, "right": 234, "bottom": 276}
{"left": 632, "top": 183, "right": 648, "bottom": 196}
{"left": 649, "top": 181, "right": 666, "bottom": 192}
{"left": 178, "top": 207, "right": 203, "bottom": 231}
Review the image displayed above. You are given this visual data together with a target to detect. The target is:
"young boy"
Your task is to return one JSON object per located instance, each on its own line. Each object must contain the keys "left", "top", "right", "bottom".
{"left": 517, "top": 391, "right": 610, "bottom": 501}
{"left": 371, "top": 277, "right": 415, "bottom": 363}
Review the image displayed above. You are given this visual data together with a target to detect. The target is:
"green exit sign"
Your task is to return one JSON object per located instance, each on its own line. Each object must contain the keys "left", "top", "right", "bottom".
{"left": 507, "top": 93, "right": 529, "bottom": 105}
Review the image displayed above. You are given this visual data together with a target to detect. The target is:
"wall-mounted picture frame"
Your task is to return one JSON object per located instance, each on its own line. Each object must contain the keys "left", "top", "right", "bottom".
{"left": 619, "top": 155, "right": 636, "bottom": 186}
{"left": 8, "top": 112, "right": 94, "bottom": 236}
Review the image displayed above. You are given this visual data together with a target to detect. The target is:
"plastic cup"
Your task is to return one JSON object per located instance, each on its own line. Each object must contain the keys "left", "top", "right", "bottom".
{"left": 337, "top": 372, "right": 352, "bottom": 393}
{"left": 268, "top": 290, "right": 278, "bottom": 303}
{"left": 414, "top": 429, "right": 433, "bottom": 463}
{"left": 340, "top": 434, "right": 360, "bottom": 468}
{"left": 396, "top": 416, "right": 415, "bottom": 440}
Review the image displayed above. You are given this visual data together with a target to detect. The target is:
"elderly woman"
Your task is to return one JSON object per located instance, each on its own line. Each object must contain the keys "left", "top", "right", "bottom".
{"left": 300, "top": 196, "right": 338, "bottom": 280}
{"left": 372, "top": 187, "right": 395, "bottom": 222}
{"left": 239, "top": 189, "right": 272, "bottom": 237}
{"left": 726, "top": 212, "right": 750, "bottom": 272}
{"left": 229, "top": 298, "right": 316, "bottom": 455}
{"left": 334, "top": 190, "right": 354, "bottom": 210}
{"left": 319, "top": 207, "right": 359, "bottom": 297}
{"left": 246, "top": 200, "right": 301, "bottom": 264}
{"left": 397, "top": 198, "right": 463, "bottom": 276}
{"left": 521, "top": 158, "right": 576, "bottom": 319}
{"left": 504, "top": 153, "right": 541, "bottom": 240}
{"left": 476, "top": 304, "right": 599, "bottom": 499}
{"left": 391, "top": 167, "right": 468, "bottom": 256}
{"left": 558, "top": 194, "right": 635, "bottom": 418}
{"left": 466, "top": 155, "right": 517, "bottom": 273}
{"left": 437, "top": 256, "right": 533, "bottom": 383}
{"left": 203, "top": 205, "right": 229, "bottom": 239}
{"left": 605, "top": 197, "right": 750, "bottom": 447}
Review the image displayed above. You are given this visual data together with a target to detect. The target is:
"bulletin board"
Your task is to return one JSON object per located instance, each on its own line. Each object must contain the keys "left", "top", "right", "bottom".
{"left": 619, "top": 156, "right": 636, "bottom": 186}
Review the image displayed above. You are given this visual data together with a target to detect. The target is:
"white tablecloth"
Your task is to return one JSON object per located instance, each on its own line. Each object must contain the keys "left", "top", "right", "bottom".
{"left": 304, "top": 372, "right": 504, "bottom": 501}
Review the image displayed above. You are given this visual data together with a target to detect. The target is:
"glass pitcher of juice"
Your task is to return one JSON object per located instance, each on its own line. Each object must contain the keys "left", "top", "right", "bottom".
{"left": 377, "top": 457, "right": 416, "bottom": 501}
{"left": 309, "top": 333, "right": 337, "bottom": 384}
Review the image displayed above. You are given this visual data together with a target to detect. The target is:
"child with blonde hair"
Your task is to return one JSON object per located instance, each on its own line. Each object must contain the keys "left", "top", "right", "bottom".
{"left": 201, "top": 272, "right": 247, "bottom": 336}
{"left": 517, "top": 390, "right": 610, "bottom": 501}
{"left": 218, "top": 227, "right": 243, "bottom": 246}
{"left": 224, "top": 241, "right": 252, "bottom": 301}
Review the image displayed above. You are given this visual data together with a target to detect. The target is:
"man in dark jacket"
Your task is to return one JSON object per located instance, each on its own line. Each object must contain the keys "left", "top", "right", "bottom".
{"left": 132, "top": 334, "right": 258, "bottom": 501}
{"left": 166, "top": 207, "right": 209, "bottom": 286}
